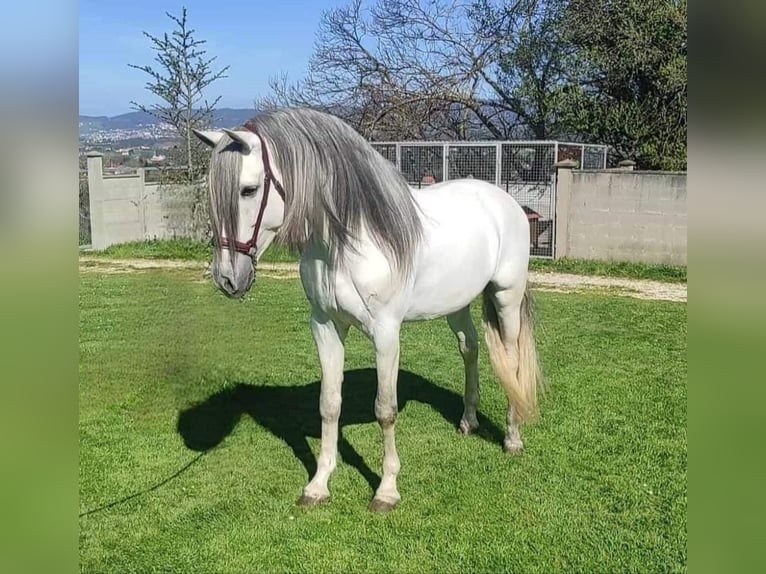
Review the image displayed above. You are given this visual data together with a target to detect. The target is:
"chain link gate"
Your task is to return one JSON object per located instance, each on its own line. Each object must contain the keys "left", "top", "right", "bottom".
{"left": 371, "top": 140, "right": 608, "bottom": 258}
{"left": 500, "top": 143, "right": 556, "bottom": 256}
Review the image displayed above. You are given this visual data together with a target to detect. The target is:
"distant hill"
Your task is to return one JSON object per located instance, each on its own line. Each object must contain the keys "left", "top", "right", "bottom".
{"left": 79, "top": 108, "right": 258, "bottom": 131}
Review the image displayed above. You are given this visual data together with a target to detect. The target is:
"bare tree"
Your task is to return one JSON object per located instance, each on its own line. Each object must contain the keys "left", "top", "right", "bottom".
{"left": 258, "top": 0, "right": 567, "bottom": 140}
{"left": 129, "top": 7, "right": 229, "bottom": 179}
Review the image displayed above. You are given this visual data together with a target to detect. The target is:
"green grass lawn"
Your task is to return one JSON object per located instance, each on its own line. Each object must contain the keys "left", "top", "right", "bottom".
{"left": 87, "top": 238, "right": 298, "bottom": 263}
{"left": 79, "top": 268, "right": 686, "bottom": 573}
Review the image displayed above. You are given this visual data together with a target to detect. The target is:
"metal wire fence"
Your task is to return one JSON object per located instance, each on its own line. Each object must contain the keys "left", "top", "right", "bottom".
{"left": 371, "top": 140, "right": 608, "bottom": 257}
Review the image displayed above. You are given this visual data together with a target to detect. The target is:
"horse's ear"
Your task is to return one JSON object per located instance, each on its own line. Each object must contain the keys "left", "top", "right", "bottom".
{"left": 221, "top": 129, "right": 256, "bottom": 154}
{"left": 193, "top": 129, "right": 224, "bottom": 148}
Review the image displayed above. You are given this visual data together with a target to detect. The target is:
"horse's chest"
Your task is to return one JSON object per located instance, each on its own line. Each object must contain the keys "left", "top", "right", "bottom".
{"left": 300, "top": 255, "right": 394, "bottom": 333}
{"left": 299, "top": 259, "right": 333, "bottom": 309}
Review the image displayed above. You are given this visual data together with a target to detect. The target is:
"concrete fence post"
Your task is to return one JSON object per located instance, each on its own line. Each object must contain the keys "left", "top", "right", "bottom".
{"left": 86, "top": 152, "right": 105, "bottom": 249}
{"left": 553, "top": 159, "right": 577, "bottom": 259}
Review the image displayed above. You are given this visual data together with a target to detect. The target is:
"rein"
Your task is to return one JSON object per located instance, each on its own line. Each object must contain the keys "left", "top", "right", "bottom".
{"left": 219, "top": 121, "right": 286, "bottom": 257}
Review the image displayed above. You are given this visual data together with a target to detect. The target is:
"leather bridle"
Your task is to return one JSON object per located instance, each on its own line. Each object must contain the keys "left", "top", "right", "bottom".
{"left": 218, "top": 121, "right": 286, "bottom": 257}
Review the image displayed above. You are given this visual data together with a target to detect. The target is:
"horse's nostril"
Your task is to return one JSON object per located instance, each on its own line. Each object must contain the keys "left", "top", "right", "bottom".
{"left": 221, "top": 275, "right": 237, "bottom": 295}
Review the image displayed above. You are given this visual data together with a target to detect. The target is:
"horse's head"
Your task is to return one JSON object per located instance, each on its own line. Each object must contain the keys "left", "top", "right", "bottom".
{"left": 194, "top": 128, "right": 286, "bottom": 299}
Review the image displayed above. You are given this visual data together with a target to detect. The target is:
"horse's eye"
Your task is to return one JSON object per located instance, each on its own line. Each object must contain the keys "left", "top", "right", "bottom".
{"left": 241, "top": 186, "right": 259, "bottom": 198}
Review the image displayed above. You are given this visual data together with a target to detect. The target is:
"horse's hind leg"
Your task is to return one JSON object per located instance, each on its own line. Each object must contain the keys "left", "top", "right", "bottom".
{"left": 484, "top": 285, "right": 527, "bottom": 454}
{"left": 447, "top": 306, "right": 480, "bottom": 434}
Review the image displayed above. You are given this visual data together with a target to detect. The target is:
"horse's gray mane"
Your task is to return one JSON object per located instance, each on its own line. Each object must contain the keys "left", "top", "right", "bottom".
{"left": 208, "top": 108, "right": 423, "bottom": 275}
{"left": 208, "top": 138, "right": 242, "bottom": 257}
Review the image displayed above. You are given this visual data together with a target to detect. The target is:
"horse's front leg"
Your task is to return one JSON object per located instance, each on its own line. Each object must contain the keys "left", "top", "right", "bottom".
{"left": 370, "top": 322, "right": 402, "bottom": 512}
{"left": 298, "top": 311, "right": 348, "bottom": 506}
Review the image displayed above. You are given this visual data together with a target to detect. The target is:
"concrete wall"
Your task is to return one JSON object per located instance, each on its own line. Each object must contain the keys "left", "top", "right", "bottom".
{"left": 555, "top": 166, "right": 687, "bottom": 265}
{"left": 86, "top": 152, "right": 686, "bottom": 265}
{"left": 86, "top": 153, "right": 202, "bottom": 249}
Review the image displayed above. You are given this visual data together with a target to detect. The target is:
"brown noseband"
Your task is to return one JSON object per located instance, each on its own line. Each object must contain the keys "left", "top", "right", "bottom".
{"left": 219, "top": 121, "right": 286, "bottom": 257}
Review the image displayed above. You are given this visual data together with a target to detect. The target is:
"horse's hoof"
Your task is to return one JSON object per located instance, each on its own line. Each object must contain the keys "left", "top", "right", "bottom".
{"left": 369, "top": 497, "right": 399, "bottom": 513}
{"left": 297, "top": 493, "right": 330, "bottom": 507}
{"left": 459, "top": 418, "right": 479, "bottom": 435}
{"left": 503, "top": 439, "right": 524, "bottom": 455}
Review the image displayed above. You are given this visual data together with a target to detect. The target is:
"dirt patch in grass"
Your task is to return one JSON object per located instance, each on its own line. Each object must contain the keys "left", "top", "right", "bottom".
{"left": 79, "top": 257, "right": 685, "bottom": 302}
{"left": 529, "top": 271, "right": 686, "bottom": 302}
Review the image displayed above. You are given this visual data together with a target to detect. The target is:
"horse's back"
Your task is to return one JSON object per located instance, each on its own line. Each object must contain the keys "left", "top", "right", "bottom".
{"left": 404, "top": 180, "right": 530, "bottom": 319}
{"left": 413, "top": 179, "right": 529, "bottom": 266}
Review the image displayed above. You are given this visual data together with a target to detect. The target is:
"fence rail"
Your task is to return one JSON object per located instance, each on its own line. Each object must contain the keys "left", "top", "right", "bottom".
{"left": 371, "top": 140, "right": 607, "bottom": 182}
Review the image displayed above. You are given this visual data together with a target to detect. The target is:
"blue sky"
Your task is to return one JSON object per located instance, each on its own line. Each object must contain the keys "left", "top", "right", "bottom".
{"left": 79, "top": 0, "right": 339, "bottom": 116}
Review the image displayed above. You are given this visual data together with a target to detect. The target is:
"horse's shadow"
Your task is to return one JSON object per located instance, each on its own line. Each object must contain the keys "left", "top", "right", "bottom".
{"left": 177, "top": 369, "right": 504, "bottom": 492}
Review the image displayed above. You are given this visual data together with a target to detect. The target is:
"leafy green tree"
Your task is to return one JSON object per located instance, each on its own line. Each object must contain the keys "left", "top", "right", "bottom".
{"left": 559, "top": 0, "right": 687, "bottom": 169}
{"left": 478, "top": 0, "right": 572, "bottom": 139}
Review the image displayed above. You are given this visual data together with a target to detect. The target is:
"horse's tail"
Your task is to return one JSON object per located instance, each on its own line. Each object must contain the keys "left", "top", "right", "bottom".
{"left": 482, "top": 286, "right": 542, "bottom": 424}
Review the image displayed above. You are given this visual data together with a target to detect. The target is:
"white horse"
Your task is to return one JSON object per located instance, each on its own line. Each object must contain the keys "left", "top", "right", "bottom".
{"left": 194, "top": 108, "right": 542, "bottom": 512}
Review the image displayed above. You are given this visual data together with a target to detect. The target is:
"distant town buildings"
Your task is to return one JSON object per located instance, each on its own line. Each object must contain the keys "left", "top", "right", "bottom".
{"left": 147, "top": 153, "right": 166, "bottom": 164}
{"left": 78, "top": 121, "right": 178, "bottom": 146}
